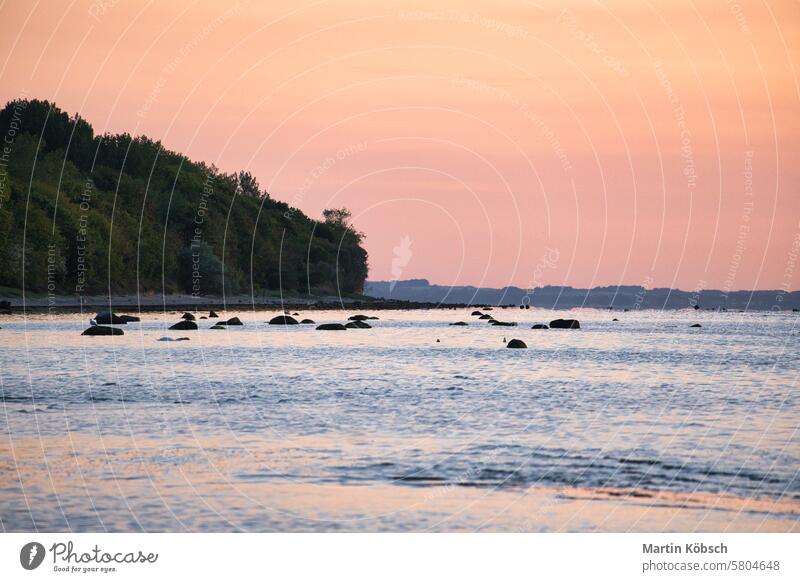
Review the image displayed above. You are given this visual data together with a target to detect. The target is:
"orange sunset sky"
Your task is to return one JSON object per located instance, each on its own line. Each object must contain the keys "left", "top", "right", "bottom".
{"left": 1, "top": 0, "right": 798, "bottom": 290}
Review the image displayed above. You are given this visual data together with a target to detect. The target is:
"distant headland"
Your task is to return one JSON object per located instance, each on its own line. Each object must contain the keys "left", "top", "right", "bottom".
{"left": 365, "top": 279, "right": 800, "bottom": 310}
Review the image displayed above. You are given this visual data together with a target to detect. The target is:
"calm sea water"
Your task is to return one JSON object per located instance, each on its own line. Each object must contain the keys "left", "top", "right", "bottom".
{"left": 1, "top": 308, "right": 798, "bottom": 531}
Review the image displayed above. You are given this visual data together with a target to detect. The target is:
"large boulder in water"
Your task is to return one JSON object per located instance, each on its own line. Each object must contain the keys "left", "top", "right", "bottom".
{"left": 471, "top": 310, "right": 483, "bottom": 316}
{"left": 169, "top": 320, "right": 198, "bottom": 330}
{"left": 489, "top": 320, "right": 516, "bottom": 327}
{"left": 209, "top": 324, "right": 226, "bottom": 330}
{"left": 226, "top": 317, "right": 244, "bottom": 326}
{"left": 269, "top": 315, "right": 298, "bottom": 325}
{"left": 119, "top": 314, "right": 140, "bottom": 323}
{"left": 689, "top": 323, "right": 702, "bottom": 328}
{"left": 82, "top": 325, "right": 124, "bottom": 336}
{"left": 181, "top": 312, "right": 196, "bottom": 321}
{"left": 549, "top": 318, "right": 580, "bottom": 329}
{"left": 347, "top": 314, "right": 370, "bottom": 321}
{"left": 316, "top": 323, "right": 347, "bottom": 331}
{"left": 531, "top": 324, "right": 548, "bottom": 329}
{"left": 345, "top": 320, "right": 371, "bottom": 329}
{"left": 478, "top": 314, "right": 494, "bottom": 320}
{"left": 450, "top": 321, "right": 469, "bottom": 326}
{"left": 208, "top": 310, "right": 219, "bottom": 318}
{"left": 506, "top": 339, "right": 527, "bottom": 348}
{"left": 95, "top": 311, "right": 126, "bottom": 324}
{"left": 300, "top": 319, "right": 315, "bottom": 324}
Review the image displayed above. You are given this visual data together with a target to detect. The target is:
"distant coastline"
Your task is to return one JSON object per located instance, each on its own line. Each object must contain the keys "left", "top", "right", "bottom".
{"left": 365, "top": 279, "right": 800, "bottom": 310}
{"left": 4, "top": 280, "right": 799, "bottom": 313}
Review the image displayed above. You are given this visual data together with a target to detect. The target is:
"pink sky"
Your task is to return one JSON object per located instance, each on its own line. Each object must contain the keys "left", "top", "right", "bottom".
{"left": 1, "top": 0, "right": 798, "bottom": 290}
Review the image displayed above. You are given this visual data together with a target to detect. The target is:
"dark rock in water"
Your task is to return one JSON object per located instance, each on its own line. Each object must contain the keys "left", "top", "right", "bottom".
{"left": 531, "top": 324, "right": 548, "bottom": 329}
{"left": 450, "top": 321, "right": 469, "bottom": 326}
{"left": 549, "top": 318, "right": 580, "bottom": 329}
{"left": 269, "top": 315, "right": 298, "bottom": 325}
{"left": 471, "top": 310, "right": 483, "bottom": 316}
{"left": 348, "top": 314, "right": 370, "bottom": 321}
{"left": 367, "top": 316, "right": 380, "bottom": 320}
{"left": 292, "top": 312, "right": 300, "bottom": 316}
{"left": 175, "top": 337, "right": 191, "bottom": 341}
{"left": 210, "top": 324, "right": 226, "bottom": 330}
{"left": 95, "top": 311, "right": 126, "bottom": 324}
{"left": 200, "top": 316, "right": 207, "bottom": 319}
{"left": 694, "top": 305, "right": 700, "bottom": 310}
{"left": 612, "top": 318, "right": 619, "bottom": 321}
{"left": 484, "top": 307, "right": 493, "bottom": 311}
{"left": 181, "top": 312, "right": 196, "bottom": 321}
{"left": 118, "top": 314, "right": 140, "bottom": 323}
{"left": 525, "top": 305, "right": 530, "bottom": 309}
{"left": 506, "top": 339, "right": 527, "bottom": 349}
{"left": 300, "top": 319, "right": 316, "bottom": 324}
{"left": 226, "top": 317, "right": 244, "bottom": 325}
{"left": 209, "top": 310, "right": 219, "bottom": 318}
{"left": 689, "top": 323, "right": 702, "bottom": 328}
{"left": 490, "top": 320, "right": 517, "bottom": 327}
{"left": 82, "top": 325, "right": 124, "bottom": 336}
{"left": 345, "top": 320, "right": 372, "bottom": 329}
{"left": 169, "top": 320, "right": 198, "bottom": 330}
{"left": 478, "top": 314, "right": 494, "bottom": 320}
{"left": 317, "top": 323, "right": 347, "bottom": 330}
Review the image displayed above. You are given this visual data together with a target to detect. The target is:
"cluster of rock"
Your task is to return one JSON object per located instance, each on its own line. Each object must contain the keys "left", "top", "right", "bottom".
{"left": 462, "top": 307, "right": 583, "bottom": 349}
{"left": 81, "top": 310, "right": 140, "bottom": 335}
{"left": 316, "top": 314, "right": 379, "bottom": 330}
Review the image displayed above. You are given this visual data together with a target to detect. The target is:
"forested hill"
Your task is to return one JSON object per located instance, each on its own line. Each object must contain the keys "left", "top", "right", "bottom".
{"left": 0, "top": 99, "right": 368, "bottom": 297}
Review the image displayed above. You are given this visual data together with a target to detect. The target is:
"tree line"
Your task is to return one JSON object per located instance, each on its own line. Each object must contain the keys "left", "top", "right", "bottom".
{"left": 0, "top": 99, "right": 368, "bottom": 297}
